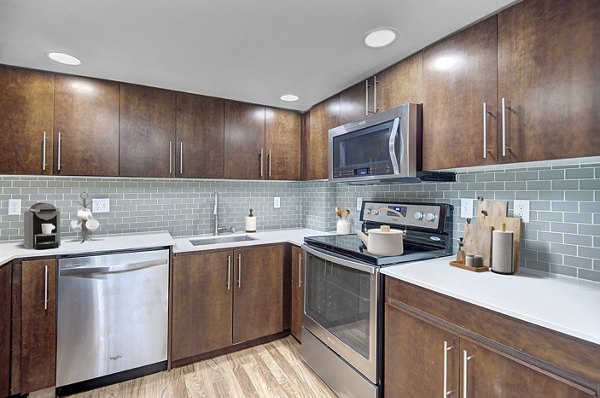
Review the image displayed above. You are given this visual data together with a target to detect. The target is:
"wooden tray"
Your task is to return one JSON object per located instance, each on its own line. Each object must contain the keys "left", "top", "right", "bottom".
{"left": 449, "top": 260, "right": 489, "bottom": 272}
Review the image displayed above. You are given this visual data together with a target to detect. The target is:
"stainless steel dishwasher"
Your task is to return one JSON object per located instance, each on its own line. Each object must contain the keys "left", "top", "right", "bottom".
{"left": 56, "top": 248, "right": 169, "bottom": 393}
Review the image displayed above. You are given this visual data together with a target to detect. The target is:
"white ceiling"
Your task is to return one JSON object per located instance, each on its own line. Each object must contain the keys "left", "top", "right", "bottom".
{"left": 0, "top": 0, "right": 515, "bottom": 112}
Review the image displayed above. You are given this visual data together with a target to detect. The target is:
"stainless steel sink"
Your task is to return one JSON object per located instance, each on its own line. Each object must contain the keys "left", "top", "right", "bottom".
{"left": 189, "top": 235, "right": 257, "bottom": 246}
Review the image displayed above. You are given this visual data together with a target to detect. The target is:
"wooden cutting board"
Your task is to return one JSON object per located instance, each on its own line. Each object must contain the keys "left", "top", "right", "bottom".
{"left": 479, "top": 216, "right": 522, "bottom": 272}
{"left": 463, "top": 223, "right": 494, "bottom": 267}
{"left": 477, "top": 199, "right": 508, "bottom": 219}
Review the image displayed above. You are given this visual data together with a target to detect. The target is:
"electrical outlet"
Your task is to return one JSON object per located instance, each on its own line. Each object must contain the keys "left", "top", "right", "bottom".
{"left": 8, "top": 199, "right": 21, "bottom": 215}
{"left": 357, "top": 197, "right": 363, "bottom": 211}
{"left": 273, "top": 197, "right": 280, "bottom": 208}
{"left": 92, "top": 198, "right": 110, "bottom": 213}
{"left": 460, "top": 199, "right": 474, "bottom": 219}
{"left": 514, "top": 200, "right": 530, "bottom": 223}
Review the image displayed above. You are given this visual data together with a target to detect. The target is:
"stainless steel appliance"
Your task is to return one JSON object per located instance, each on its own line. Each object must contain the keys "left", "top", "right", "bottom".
{"left": 24, "top": 202, "right": 61, "bottom": 249}
{"left": 302, "top": 201, "right": 453, "bottom": 398}
{"left": 328, "top": 103, "right": 455, "bottom": 184}
{"left": 56, "top": 248, "right": 169, "bottom": 395}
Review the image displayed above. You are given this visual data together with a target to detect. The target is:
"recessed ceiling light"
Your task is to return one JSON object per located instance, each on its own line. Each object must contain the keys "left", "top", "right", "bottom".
{"left": 364, "top": 28, "right": 397, "bottom": 48}
{"left": 280, "top": 94, "right": 299, "bottom": 102}
{"left": 48, "top": 52, "right": 81, "bottom": 66}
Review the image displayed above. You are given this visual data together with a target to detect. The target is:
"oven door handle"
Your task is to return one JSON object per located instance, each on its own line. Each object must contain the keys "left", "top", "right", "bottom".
{"left": 302, "top": 244, "right": 376, "bottom": 274}
{"left": 388, "top": 117, "right": 401, "bottom": 174}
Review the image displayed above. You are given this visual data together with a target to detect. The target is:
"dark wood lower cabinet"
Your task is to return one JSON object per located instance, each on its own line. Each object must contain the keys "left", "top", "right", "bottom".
{"left": 0, "top": 263, "right": 11, "bottom": 398}
{"left": 385, "top": 277, "right": 599, "bottom": 398}
{"left": 233, "top": 245, "right": 284, "bottom": 344}
{"left": 12, "top": 258, "right": 57, "bottom": 394}
{"left": 171, "top": 251, "right": 233, "bottom": 362}
{"left": 290, "top": 245, "right": 303, "bottom": 342}
{"left": 171, "top": 244, "right": 286, "bottom": 365}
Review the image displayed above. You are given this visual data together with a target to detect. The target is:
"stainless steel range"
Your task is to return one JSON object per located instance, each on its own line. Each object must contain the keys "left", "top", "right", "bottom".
{"left": 301, "top": 200, "right": 453, "bottom": 398}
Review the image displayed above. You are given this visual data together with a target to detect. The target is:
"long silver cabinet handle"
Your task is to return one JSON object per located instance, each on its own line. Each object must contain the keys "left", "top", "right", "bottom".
{"left": 501, "top": 98, "right": 507, "bottom": 157}
{"left": 268, "top": 149, "right": 272, "bottom": 178}
{"left": 260, "top": 148, "right": 264, "bottom": 178}
{"left": 463, "top": 350, "right": 472, "bottom": 398}
{"left": 44, "top": 265, "right": 48, "bottom": 310}
{"left": 57, "top": 132, "right": 61, "bottom": 171}
{"left": 298, "top": 254, "right": 303, "bottom": 288}
{"left": 373, "top": 75, "right": 378, "bottom": 113}
{"left": 482, "top": 103, "right": 488, "bottom": 159}
{"left": 237, "top": 254, "right": 242, "bottom": 288}
{"left": 169, "top": 141, "right": 173, "bottom": 174}
{"left": 42, "top": 131, "right": 47, "bottom": 171}
{"left": 180, "top": 141, "right": 183, "bottom": 175}
{"left": 227, "top": 255, "right": 231, "bottom": 290}
{"left": 365, "top": 79, "right": 369, "bottom": 116}
{"left": 443, "top": 341, "right": 453, "bottom": 397}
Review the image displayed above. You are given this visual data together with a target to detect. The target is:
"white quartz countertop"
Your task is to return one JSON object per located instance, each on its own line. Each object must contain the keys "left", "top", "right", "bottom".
{"left": 381, "top": 256, "right": 600, "bottom": 345}
{"left": 0, "top": 232, "right": 175, "bottom": 265}
{"left": 173, "top": 228, "right": 328, "bottom": 254}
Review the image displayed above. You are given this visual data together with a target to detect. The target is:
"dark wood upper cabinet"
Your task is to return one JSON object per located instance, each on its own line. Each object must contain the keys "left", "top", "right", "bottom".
{"left": 378, "top": 52, "right": 423, "bottom": 111}
{"left": 265, "top": 108, "right": 301, "bottom": 180}
{"left": 339, "top": 81, "right": 367, "bottom": 125}
{"left": 290, "top": 245, "right": 303, "bottom": 342}
{"left": 0, "top": 263, "right": 10, "bottom": 398}
{"left": 224, "top": 101, "right": 265, "bottom": 179}
{"left": 171, "top": 251, "right": 233, "bottom": 362}
{"left": 54, "top": 75, "right": 120, "bottom": 176}
{"left": 15, "top": 258, "right": 57, "bottom": 393}
{"left": 176, "top": 93, "right": 224, "bottom": 178}
{"left": 233, "top": 245, "right": 284, "bottom": 344}
{"left": 0, "top": 65, "right": 54, "bottom": 175}
{"left": 497, "top": 0, "right": 600, "bottom": 163}
{"left": 422, "top": 16, "right": 499, "bottom": 170}
{"left": 305, "top": 95, "right": 339, "bottom": 180}
{"left": 119, "top": 84, "right": 176, "bottom": 177}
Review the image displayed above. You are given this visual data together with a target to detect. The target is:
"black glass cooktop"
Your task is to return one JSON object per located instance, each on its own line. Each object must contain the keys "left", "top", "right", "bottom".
{"left": 304, "top": 234, "right": 449, "bottom": 266}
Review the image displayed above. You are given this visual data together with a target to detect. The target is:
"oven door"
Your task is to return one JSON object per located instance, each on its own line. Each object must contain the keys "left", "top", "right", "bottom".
{"left": 302, "top": 244, "right": 379, "bottom": 383}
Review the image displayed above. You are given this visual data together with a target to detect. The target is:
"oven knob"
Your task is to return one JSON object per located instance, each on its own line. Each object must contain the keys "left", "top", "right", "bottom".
{"left": 425, "top": 212, "right": 436, "bottom": 221}
{"left": 373, "top": 209, "right": 379, "bottom": 216}
{"left": 365, "top": 208, "right": 371, "bottom": 215}
{"left": 413, "top": 212, "right": 423, "bottom": 220}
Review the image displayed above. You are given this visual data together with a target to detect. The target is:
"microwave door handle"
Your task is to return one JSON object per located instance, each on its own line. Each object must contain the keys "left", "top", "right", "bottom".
{"left": 388, "top": 117, "right": 401, "bottom": 174}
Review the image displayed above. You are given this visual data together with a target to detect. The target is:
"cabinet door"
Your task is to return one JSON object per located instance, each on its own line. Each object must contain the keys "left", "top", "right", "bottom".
{"left": 0, "top": 264, "right": 10, "bottom": 398}
{"left": 378, "top": 52, "right": 423, "bottom": 111}
{"left": 176, "top": 93, "right": 224, "bottom": 178}
{"left": 224, "top": 101, "right": 265, "bottom": 179}
{"left": 233, "top": 245, "right": 284, "bottom": 344}
{"left": 385, "top": 303, "right": 459, "bottom": 398}
{"left": 498, "top": 0, "right": 600, "bottom": 163}
{"left": 339, "top": 81, "right": 367, "bottom": 125}
{"left": 20, "top": 258, "right": 56, "bottom": 392}
{"left": 54, "top": 75, "right": 119, "bottom": 176}
{"left": 119, "top": 84, "right": 176, "bottom": 177}
{"left": 265, "top": 108, "right": 301, "bottom": 180}
{"left": 290, "top": 246, "right": 303, "bottom": 341}
{"left": 305, "top": 95, "right": 339, "bottom": 180}
{"left": 171, "top": 251, "right": 233, "bottom": 361}
{"left": 460, "top": 339, "right": 595, "bottom": 398}
{"left": 0, "top": 65, "right": 54, "bottom": 175}
{"left": 422, "top": 16, "right": 498, "bottom": 170}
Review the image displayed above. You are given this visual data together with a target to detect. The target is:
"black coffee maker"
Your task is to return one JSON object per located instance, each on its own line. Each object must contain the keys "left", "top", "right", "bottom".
{"left": 24, "top": 203, "right": 61, "bottom": 249}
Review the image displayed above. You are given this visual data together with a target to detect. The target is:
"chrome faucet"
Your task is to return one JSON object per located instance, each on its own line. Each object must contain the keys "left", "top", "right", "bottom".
{"left": 213, "top": 192, "right": 218, "bottom": 236}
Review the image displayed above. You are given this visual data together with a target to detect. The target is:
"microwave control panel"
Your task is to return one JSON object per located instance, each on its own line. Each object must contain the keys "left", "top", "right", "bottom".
{"left": 361, "top": 201, "right": 444, "bottom": 231}
{"left": 333, "top": 163, "right": 393, "bottom": 178}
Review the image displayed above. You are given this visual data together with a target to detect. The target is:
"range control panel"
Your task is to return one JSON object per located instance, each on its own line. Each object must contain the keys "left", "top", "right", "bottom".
{"left": 360, "top": 201, "right": 445, "bottom": 231}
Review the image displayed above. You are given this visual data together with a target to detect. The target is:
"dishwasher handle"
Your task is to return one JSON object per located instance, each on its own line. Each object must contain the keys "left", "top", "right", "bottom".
{"left": 59, "top": 259, "right": 167, "bottom": 276}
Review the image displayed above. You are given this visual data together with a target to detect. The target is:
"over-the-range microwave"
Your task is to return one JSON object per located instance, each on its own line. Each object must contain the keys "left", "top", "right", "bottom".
{"left": 328, "top": 103, "right": 455, "bottom": 184}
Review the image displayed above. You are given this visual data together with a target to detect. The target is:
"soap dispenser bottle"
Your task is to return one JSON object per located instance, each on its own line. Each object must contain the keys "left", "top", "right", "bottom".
{"left": 245, "top": 209, "right": 256, "bottom": 233}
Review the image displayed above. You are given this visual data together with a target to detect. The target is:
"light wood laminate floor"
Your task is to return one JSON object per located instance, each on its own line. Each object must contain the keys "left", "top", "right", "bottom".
{"left": 71, "top": 337, "right": 337, "bottom": 398}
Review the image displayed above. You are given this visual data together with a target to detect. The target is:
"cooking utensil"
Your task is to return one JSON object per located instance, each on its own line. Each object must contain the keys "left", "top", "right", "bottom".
{"left": 335, "top": 207, "right": 343, "bottom": 219}
{"left": 357, "top": 224, "right": 405, "bottom": 256}
{"left": 344, "top": 209, "right": 350, "bottom": 219}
